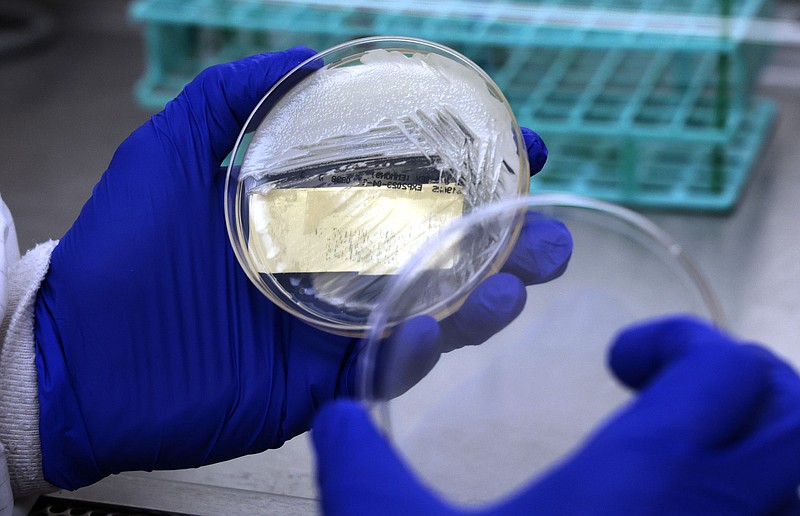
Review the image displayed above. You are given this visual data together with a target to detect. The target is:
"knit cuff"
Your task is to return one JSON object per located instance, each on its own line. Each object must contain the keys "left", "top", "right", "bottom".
{"left": 0, "top": 240, "right": 59, "bottom": 497}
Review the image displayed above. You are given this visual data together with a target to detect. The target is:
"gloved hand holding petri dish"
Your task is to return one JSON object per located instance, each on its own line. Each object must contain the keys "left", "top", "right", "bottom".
{"left": 225, "top": 36, "right": 531, "bottom": 336}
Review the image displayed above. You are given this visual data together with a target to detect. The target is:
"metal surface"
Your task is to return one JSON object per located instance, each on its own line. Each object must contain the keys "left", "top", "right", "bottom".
{"left": 39, "top": 473, "right": 317, "bottom": 516}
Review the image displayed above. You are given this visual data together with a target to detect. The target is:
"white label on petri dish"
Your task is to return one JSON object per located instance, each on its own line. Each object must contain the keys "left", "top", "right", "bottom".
{"left": 247, "top": 185, "right": 464, "bottom": 274}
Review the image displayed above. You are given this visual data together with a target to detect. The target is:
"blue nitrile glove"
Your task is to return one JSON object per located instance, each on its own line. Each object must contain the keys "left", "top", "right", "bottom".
{"left": 312, "top": 316, "right": 800, "bottom": 515}
{"left": 32, "top": 47, "right": 570, "bottom": 490}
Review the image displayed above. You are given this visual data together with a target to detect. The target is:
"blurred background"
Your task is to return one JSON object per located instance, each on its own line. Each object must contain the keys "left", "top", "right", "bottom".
{"left": 2, "top": 0, "right": 800, "bottom": 514}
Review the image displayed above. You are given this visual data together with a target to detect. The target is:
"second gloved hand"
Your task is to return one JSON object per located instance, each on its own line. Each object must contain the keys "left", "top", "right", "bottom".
{"left": 313, "top": 317, "right": 800, "bottom": 515}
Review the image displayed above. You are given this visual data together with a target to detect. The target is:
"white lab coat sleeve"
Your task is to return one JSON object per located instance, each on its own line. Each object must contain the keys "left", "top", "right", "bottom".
{"left": 0, "top": 195, "right": 59, "bottom": 509}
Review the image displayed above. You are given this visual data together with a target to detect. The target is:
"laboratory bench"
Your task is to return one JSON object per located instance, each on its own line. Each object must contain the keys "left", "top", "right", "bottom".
{"left": 2, "top": 1, "right": 800, "bottom": 514}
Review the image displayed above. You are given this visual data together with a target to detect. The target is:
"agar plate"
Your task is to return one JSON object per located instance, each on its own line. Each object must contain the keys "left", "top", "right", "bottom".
{"left": 225, "top": 36, "right": 529, "bottom": 336}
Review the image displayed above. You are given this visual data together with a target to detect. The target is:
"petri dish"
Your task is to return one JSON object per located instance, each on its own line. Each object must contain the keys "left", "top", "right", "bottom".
{"left": 225, "top": 36, "right": 529, "bottom": 336}
{"left": 356, "top": 193, "right": 724, "bottom": 508}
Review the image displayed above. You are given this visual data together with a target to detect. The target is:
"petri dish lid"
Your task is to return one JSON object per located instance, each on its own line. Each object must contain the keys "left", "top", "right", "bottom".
{"left": 357, "top": 193, "right": 724, "bottom": 508}
{"left": 225, "top": 36, "right": 529, "bottom": 337}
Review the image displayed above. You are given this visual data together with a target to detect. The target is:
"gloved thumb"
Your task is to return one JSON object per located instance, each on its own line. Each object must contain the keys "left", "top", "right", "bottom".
{"left": 160, "top": 47, "right": 318, "bottom": 167}
{"left": 607, "top": 316, "right": 768, "bottom": 447}
{"left": 312, "top": 401, "right": 451, "bottom": 516}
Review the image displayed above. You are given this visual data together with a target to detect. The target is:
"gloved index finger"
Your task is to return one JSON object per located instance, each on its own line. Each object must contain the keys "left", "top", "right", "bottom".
{"left": 607, "top": 317, "right": 771, "bottom": 449}
{"left": 437, "top": 272, "right": 527, "bottom": 353}
{"left": 364, "top": 314, "right": 442, "bottom": 400}
{"left": 500, "top": 210, "right": 572, "bottom": 285}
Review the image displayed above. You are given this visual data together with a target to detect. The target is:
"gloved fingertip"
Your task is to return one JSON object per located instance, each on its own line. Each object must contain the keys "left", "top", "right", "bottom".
{"left": 475, "top": 273, "right": 527, "bottom": 319}
{"left": 608, "top": 329, "right": 660, "bottom": 390}
{"left": 283, "top": 45, "right": 318, "bottom": 56}
{"left": 608, "top": 315, "right": 732, "bottom": 390}
{"left": 439, "top": 273, "right": 526, "bottom": 351}
{"left": 393, "top": 314, "right": 440, "bottom": 345}
{"left": 502, "top": 211, "right": 572, "bottom": 284}
{"left": 371, "top": 315, "right": 441, "bottom": 399}
{"left": 313, "top": 399, "right": 371, "bottom": 452}
{"left": 270, "top": 46, "right": 319, "bottom": 66}
{"left": 243, "top": 47, "right": 319, "bottom": 98}
{"left": 521, "top": 127, "right": 548, "bottom": 174}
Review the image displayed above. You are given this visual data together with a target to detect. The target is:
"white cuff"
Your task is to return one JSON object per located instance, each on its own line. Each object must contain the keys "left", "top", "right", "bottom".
{"left": 0, "top": 241, "right": 59, "bottom": 497}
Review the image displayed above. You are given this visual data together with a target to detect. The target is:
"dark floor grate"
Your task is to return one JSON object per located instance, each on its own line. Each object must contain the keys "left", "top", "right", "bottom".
{"left": 29, "top": 495, "right": 190, "bottom": 516}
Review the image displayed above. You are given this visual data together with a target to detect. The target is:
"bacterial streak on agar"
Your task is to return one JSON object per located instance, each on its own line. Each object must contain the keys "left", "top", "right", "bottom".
{"left": 241, "top": 48, "right": 521, "bottom": 210}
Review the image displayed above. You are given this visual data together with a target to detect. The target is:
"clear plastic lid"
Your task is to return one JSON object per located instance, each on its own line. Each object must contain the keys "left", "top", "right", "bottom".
{"left": 357, "top": 193, "right": 724, "bottom": 508}
{"left": 225, "top": 36, "right": 529, "bottom": 336}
